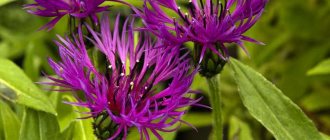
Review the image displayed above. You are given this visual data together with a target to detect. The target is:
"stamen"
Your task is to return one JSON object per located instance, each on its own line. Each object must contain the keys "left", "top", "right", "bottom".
{"left": 184, "top": 12, "right": 190, "bottom": 23}
{"left": 130, "top": 82, "right": 134, "bottom": 90}
{"left": 59, "top": 67, "right": 64, "bottom": 73}
{"left": 108, "top": 65, "right": 112, "bottom": 69}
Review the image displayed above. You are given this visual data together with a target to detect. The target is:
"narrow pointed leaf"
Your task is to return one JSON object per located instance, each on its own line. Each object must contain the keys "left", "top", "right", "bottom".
{"left": 229, "top": 58, "right": 323, "bottom": 140}
{"left": 0, "top": 58, "right": 56, "bottom": 114}
{"left": 307, "top": 58, "right": 330, "bottom": 75}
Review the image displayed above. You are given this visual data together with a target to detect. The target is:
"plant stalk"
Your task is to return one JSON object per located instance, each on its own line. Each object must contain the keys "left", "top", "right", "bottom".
{"left": 206, "top": 74, "right": 223, "bottom": 140}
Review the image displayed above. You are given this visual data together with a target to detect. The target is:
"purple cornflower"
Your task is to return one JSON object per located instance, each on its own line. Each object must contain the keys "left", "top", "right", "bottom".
{"left": 47, "top": 14, "right": 203, "bottom": 140}
{"left": 24, "top": 0, "right": 108, "bottom": 30}
{"left": 139, "top": 0, "right": 267, "bottom": 61}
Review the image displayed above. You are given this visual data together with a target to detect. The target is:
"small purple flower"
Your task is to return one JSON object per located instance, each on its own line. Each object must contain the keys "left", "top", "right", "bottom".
{"left": 139, "top": 0, "right": 267, "bottom": 61}
{"left": 47, "top": 14, "right": 204, "bottom": 139}
{"left": 24, "top": 0, "right": 108, "bottom": 30}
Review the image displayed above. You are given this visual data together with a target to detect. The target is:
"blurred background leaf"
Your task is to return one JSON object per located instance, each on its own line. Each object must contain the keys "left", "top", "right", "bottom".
{"left": 0, "top": 0, "right": 13, "bottom": 6}
{"left": 308, "top": 58, "right": 330, "bottom": 76}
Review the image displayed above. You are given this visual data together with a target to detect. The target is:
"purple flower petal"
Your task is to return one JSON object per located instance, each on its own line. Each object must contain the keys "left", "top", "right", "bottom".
{"left": 139, "top": 0, "right": 268, "bottom": 61}
{"left": 47, "top": 14, "right": 204, "bottom": 139}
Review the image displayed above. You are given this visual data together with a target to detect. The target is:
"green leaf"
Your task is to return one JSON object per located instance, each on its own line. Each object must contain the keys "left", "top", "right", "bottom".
{"left": 0, "top": 58, "right": 56, "bottom": 115}
{"left": 301, "top": 92, "right": 330, "bottom": 111}
{"left": 19, "top": 108, "right": 60, "bottom": 140}
{"left": 48, "top": 91, "right": 95, "bottom": 139}
{"left": 126, "top": 113, "right": 209, "bottom": 140}
{"left": 322, "top": 133, "right": 330, "bottom": 140}
{"left": 0, "top": 0, "right": 13, "bottom": 6}
{"left": 59, "top": 122, "right": 75, "bottom": 140}
{"left": 180, "top": 113, "right": 212, "bottom": 130}
{"left": 57, "top": 95, "right": 76, "bottom": 132}
{"left": 308, "top": 58, "right": 330, "bottom": 75}
{"left": 101, "top": 0, "right": 143, "bottom": 7}
{"left": 127, "top": 113, "right": 210, "bottom": 139}
{"left": 229, "top": 58, "right": 323, "bottom": 140}
{"left": 126, "top": 128, "right": 177, "bottom": 140}
{"left": 0, "top": 100, "right": 20, "bottom": 140}
{"left": 191, "top": 74, "right": 209, "bottom": 93}
{"left": 23, "top": 41, "right": 55, "bottom": 81}
{"left": 61, "top": 95, "right": 95, "bottom": 140}
{"left": 72, "top": 117, "right": 95, "bottom": 140}
{"left": 0, "top": 108, "right": 3, "bottom": 140}
{"left": 228, "top": 116, "right": 253, "bottom": 140}
{"left": 23, "top": 43, "right": 43, "bottom": 81}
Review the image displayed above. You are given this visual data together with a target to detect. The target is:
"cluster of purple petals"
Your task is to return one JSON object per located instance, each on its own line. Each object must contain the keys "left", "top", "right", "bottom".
{"left": 139, "top": 0, "right": 267, "bottom": 61}
{"left": 23, "top": 0, "right": 268, "bottom": 139}
{"left": 24, "top": 0, "right": 108, "bottom": 30}
{"left": 47, "top": 15, "right": 203, "bottom": 140}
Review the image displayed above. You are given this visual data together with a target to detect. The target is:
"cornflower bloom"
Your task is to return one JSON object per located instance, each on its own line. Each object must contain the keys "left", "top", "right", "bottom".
{"left": 47, "top": 14, "right": 203, "bottom": 140}
{"left": 139, "top": 0, "right": 267, "bottom": 61}
{"left": 24, "top": 0, "right": 108, "bottom": 30}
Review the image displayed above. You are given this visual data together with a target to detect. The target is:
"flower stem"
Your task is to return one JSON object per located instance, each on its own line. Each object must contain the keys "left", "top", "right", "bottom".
{"left": 207, "top": 74, "right": 223, "bottom": 140}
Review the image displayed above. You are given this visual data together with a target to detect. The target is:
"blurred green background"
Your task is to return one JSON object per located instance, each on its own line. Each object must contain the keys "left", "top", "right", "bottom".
{"left": 0, "top": 0, "right": 329, "bottom": 140}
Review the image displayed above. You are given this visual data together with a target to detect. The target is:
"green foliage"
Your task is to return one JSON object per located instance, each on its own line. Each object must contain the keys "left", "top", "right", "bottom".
{"left": 301, "top": 91, "right": 330, "bottom": 112}
{"left": 308, "top": 59, "right": 330, "bottom": 75}
{"left": 60, "top": 96, "right": 95, "bottom": 140}
{"left": 322, "top": 133, "right": 330, "bottom": 140}
{"left": 228, "top": 116, "right": 253, "bottom": 140}
{"left": 0, "top": 58, "right": 56, "bottom": 114}
{"left": 0, "top": 2, "right": 48, "bottom": 59}
{"left": 229, "top": 58, "right": 323, "bottom": 140}
{"left": 0, "top": 100, "right": 20, "bottom": 140}
{"left": 19, "top": 108, "right": 60, "bottom": 140}
{"left": 126, "top": 128, "right": 177, "bottom": 140}
{"left": 180, "top": 113, "right": 212, "bottom": 130}
{"left": 0, "top": 0, "right": 12, "bottom": 6}
{"left": 50, "top": 91, "right": 95, "bottom": 140}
